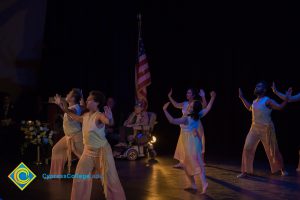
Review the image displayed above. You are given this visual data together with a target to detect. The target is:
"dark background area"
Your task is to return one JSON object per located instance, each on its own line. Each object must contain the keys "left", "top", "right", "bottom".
{"left": 1, "top": 1, "right": 300, "bottom": 167}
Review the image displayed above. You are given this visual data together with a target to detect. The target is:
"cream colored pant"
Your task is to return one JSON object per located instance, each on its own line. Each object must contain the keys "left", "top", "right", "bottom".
{"left": 241, "top": 123, "right": 284, "bottom": 173}
{"left": 50, "top": 134, "right": 84, "bottom": 174}
{"left": 71, "top": 144, "right": 126, "bottom": 200}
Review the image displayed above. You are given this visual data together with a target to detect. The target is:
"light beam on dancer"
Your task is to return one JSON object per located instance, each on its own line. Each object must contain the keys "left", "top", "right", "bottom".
{"left": 168, "top": 88, "right": 207, "bottom": 168}
{"left": 237, "top": 81, "right": 292, "bottom": 178}
{"left": 272, "top": 82, "right": 300, "bottom": 172}
{"left": 163, "top": 91, "right": 216, "bottom": 194}
{"left": 50, "top": 88, "right": 84, "bottom": 175}
{"left": 55, "top": 91, "right": 126, "bottom": 200}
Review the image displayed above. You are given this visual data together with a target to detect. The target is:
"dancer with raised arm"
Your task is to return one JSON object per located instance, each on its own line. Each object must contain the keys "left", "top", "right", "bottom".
{"left": 50, "top": 88, "right": 84, "bottom": 175}
{"left": 163, "top": 91, "right": 216, "bottom": 194}
{"left": 168, "top": 88, "right": 207, "bottom": 168}
{"left": 272, "top": 82, "right": 300, "bottom": 171}
{"left": 237, "top": 81, "right": 292, "bottom": 178}
{"left": 55, "top": 90, "right": 126, "bottom": 200}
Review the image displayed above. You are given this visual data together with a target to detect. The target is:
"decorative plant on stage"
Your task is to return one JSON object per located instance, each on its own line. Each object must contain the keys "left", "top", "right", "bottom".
{"left": 20, "top": 120, "right": 55, "bottom": 164}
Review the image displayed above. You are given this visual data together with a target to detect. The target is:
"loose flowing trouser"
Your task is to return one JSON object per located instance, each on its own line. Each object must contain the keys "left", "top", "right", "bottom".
{"left": 50, "top": 134, "right": 84, "bottom": 174}
{"left": 71, "top": 143, "right": 126, "bottom": 200}
{"left": 241, "top": 122, "right": 284, "bottom": 174}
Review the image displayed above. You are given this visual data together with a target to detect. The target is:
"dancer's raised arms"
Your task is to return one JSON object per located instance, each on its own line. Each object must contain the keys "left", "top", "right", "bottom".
{"left": 238, "top": 88, "right": 252, "bottom": 111}
{"left": 199, "top": 89, "right": 208, "bottom": 108}
{"left": 199, "top": 91, "right": 216, "bottom": 118}
{"left": 168, "top": 89, "right": 184, "bottom": 109}
{"left": 163, "top": 102, "right": 188, "bottom": 125}
{"left": 55, "top": 94, "right": 83, "bottom": 123}
{"left": 272, "top": 82, "right": 299, "bottom": 102}
{"left": 101, "top": 105, "right": 114, "bottom": 126}
{"left": 266, "top": 87, "right": 292, "bottom": 110}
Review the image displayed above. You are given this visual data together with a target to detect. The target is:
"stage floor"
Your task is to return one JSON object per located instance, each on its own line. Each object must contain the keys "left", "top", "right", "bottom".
{"left": 1, "top": 156, "right": 300, "bottom": 200}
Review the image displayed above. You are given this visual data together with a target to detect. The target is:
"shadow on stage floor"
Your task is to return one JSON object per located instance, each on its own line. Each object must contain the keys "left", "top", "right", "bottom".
{"left": 0, "top": 154, "right": 300, "bottom": 200}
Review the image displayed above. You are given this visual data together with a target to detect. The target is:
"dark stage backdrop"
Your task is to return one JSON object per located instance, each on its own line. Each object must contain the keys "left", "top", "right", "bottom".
{"left": 0, "top": 0, "right": 47, "bottom": 97}
{"left": 30, "top": 1, "right": 300, "bottom": 165}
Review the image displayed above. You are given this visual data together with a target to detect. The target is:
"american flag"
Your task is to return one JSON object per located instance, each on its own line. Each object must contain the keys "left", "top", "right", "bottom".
{"left": 135, "top": 37, "right": 151, "bottom": 109}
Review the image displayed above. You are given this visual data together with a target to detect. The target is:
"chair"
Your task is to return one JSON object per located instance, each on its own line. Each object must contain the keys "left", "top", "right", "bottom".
{"left": 113, "top": 112, "right": 158, "bottom": 160}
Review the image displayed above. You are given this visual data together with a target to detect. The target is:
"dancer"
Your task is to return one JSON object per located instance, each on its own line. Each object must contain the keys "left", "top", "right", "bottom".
{"left": 50, "top": 88, "right": 84, "bottom": 175}
{"left": 55, "top": 90, "right": 126, "bottom": 200}
{"left": 163, "top": 91, "right": 216, "bottom": 194}
{"left": 168, "top": 88, "right": 207, "bottom": 168}
{"left": 272, "top": 82, "right": 300, "bottom": 171}
{"left": 237, "top": 81, "right": 292, "bottom": 178}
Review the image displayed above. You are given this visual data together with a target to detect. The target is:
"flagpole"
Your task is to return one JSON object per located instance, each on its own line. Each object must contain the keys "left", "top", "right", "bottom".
{"left": 137, "top": 13, "right": 142, "bottom": 40}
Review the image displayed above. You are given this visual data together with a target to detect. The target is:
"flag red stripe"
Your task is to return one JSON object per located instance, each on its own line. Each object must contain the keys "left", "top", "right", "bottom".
{"left": 138, "top": 63, "right": 149, "bottom": 73}
{"left": 137, "top": 79, "right": 151, "bottom": 90}
{"left": 137, "top": 68, "right": 150, "bottom": 77}
{"left": 137, "top": 88, "right": 147, "bottom": 96}
{"left": 138, "top": 58, "right": 148, "bottom": 67}
{"left": 137, "top": 74, "right": 151, "bottom": 86}
{"left": 137, "top": 73, "right": 151, "bottom": 84}
{"left": 135, "top": 38, "right": 151, "bottom": 109}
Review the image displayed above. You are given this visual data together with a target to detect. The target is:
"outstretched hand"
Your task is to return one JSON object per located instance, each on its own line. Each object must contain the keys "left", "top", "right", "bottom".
{"left": 80, "top": 98, "right": 85, "bottom": 106}
{"left": 271, "top": 82, "right": 277, "bottom": 93}
{"left": 286, "top": 87, "right": 293, "bottom": 99}
{"left": 54, "top": 94, "right": 62, "bottom": 105}
{"left": 79, "top": 90, "right": 85, "bottom": 106}
{"left": 168, "top": 89, "right": 173, "bottom": 98}
{"left": 54, "top": 94, "right": 67, "bottom": 110}
{"left": 163, "top": 102, "right": 170, "bottom": 110}
{"left": 210, "top": 91, "right": 216, "bottom": 98}
{"left": 199, "top": 89, "right": 205, "bottom": 97}
{"left": 238, "top": 88, "right": 243, "bottom": 99}
{"left": 104, "top": 106, "right": 113, "bottom": 119}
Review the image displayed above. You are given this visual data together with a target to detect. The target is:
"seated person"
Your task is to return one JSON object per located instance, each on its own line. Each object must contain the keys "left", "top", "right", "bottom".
{"left": 115, "top": 101, "right": 149, "bottom": 147}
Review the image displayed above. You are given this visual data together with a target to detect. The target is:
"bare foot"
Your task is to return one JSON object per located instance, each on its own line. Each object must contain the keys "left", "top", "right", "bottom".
{"left": 237, "top": 172, "right": 247, "bottom": 178}
{"left": 184, "top": 185, "right": 197, "bottom": 192}
{"left": 281, "top": 170, "right": 288, "bottom": 176}
{"left": 201, "top": 182, "right": 208, "bottom": 194}
{"left": 173, "top": 162, "right": 183, "bottom": 168}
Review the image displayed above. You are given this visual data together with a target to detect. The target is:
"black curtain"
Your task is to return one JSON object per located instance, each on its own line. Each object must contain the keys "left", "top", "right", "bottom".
{"left": 39, "top": 1, "right": 300, "bottom": 165}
